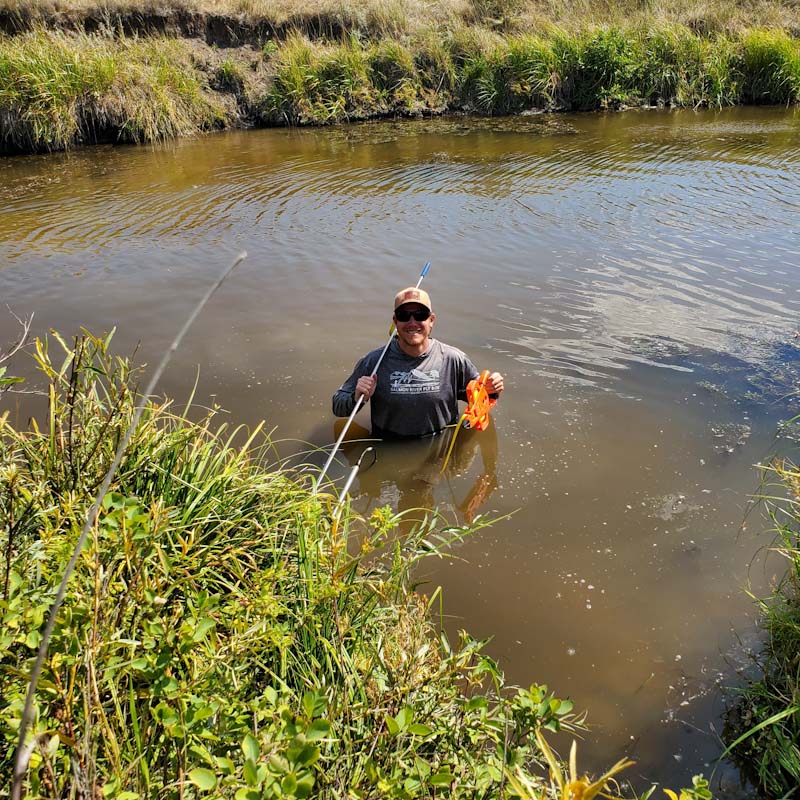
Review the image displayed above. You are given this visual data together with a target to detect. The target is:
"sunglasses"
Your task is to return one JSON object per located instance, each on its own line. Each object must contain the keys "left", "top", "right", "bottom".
{"left": 395, "top": 307, "right": 431, "bottom": 322}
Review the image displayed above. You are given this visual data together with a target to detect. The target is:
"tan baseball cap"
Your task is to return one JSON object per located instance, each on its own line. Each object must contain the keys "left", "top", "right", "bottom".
{"left": 394, "top": 287, "right": 432, "bottom": 312}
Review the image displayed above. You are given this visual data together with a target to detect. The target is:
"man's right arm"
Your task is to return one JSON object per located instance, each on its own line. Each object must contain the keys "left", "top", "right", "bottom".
{"left": 332, "top": 355, "right": 375, "bottom": 417}
{"left": 332, "top": 374, "right": 358, "bottom": 417}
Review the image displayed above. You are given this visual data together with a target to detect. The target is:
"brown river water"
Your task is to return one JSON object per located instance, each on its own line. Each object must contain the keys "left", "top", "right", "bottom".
{"left": 2, "top": 107, "right": 800, "bottom": 794}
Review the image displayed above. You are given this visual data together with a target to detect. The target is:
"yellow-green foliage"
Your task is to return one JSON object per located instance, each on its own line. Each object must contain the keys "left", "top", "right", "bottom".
{"left": 265, "top": 33, "right": 375, "bottom": 123}
{"left": 259, "top": 23, "right": 800, "bottom": 123}
{"left": 0, "top": 331, "right": 717, "bottom": 799}
{"left": 0, "top": 31, "right": 225, "bottom": 152}
{"left": 0, "top": 331, "right": 599, "bottom": 800}
{"left": 726, "top": 457, "right": 800, "bottom": 796}
{"left": 739, "top": 29, "right": 800, "bottom": 104}
{"left": 369, "top": 39, "right": 419, "bottom": 109}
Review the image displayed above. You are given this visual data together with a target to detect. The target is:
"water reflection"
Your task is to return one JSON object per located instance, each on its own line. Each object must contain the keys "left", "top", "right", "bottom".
{"left": 337, "top": 423, "right": 499, "bottom": 523}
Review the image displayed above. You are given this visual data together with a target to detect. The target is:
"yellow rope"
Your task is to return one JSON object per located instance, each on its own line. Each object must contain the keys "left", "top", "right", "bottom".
{"left": 440, "top": 410, "right": 468, "bottom": 473}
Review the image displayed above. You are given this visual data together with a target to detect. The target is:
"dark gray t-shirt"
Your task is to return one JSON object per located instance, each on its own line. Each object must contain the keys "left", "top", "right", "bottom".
{"left": 332, "top": 338, "right": 480, "bottom": 438}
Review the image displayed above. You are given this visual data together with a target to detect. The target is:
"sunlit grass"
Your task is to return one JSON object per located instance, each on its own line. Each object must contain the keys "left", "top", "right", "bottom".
{"left": 0, "top": 330, "right": 716, "bottom": 798}
{"left": 2, "top": 9, "right": 800, "bottom": 152}
{"left": 725, "top": 456, "right": 800, "bottom": 796}
{"left": 0, "top": 30, "right": 225, "bottom": 151}
{"left": 738, "top": 28, "right": 800, "bottom": 104}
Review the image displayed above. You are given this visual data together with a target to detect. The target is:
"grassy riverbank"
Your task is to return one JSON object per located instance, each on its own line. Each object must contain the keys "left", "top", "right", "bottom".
{"left": 1, "top": 330, "right": 717, "bottom": 799}
{"left": 725, "top": 456, "right": 800, "bottom": 797}
{"left": 1, "top": 1, "right": 800, "bottom": 152}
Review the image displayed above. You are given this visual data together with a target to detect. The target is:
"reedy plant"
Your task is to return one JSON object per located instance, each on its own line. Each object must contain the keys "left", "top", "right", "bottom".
{"left": 724, "top": 456, "right": 800, "bottom": 797}
{"left": 737, "top": 29, "right": 800, "bottom": 105}
{"left": 1, "top": 331, "right": 717, "bottom": 798}
{"left": 264, "top": 33, "right": 377, "bottom": 124}
{"left": 369, "top": 39, "right": 420, "bottom": 111}
{"left": 4, "top": 20, "right": 800, "bottom": 150}
{"left": 1, "top": 330, "right": 589, "bottom": 799}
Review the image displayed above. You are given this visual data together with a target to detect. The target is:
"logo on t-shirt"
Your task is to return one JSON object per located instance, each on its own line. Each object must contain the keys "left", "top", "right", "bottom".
{"left": 390, "top": 368, "right": 440, "bottom": 394}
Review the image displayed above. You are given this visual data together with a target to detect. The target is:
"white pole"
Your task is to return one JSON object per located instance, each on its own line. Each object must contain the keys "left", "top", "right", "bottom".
{"left": 315, "top": 261, "right": 430, "bottom": 492}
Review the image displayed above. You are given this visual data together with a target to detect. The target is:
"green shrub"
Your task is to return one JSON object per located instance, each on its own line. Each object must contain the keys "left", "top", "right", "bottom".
{"left": 1, "top": 331, "right": 587, "bottom": 799}
{"left": 215, "top": 58, "right": 246, "bottom": 93}
{"left": 265, "top": 34, "right": 377, "bottom": 124}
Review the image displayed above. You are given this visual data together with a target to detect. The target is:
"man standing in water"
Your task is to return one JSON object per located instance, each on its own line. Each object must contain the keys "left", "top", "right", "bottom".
{"left": 332, "top": 287, "right": 504, "bottom": 438}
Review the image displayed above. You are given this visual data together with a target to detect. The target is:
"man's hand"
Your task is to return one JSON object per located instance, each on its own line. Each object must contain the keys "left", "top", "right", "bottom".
{"left": 486, "top": 372, "right": 504, "bottom": 397}
{"left": 355, "top": 375, "right": 377, "bottom": 402}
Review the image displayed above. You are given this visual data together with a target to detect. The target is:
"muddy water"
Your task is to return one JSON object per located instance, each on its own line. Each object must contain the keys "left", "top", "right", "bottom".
{"left": 2, "top": 107, "right": 800, "bottom": 793}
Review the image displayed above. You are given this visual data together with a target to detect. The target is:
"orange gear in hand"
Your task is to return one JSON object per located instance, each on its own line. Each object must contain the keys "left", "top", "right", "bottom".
{"left": 441, "top": 371, "right": 497, "bottom": 473}
{"left": 462, "top": 370, "right": 497, "bottom": 431}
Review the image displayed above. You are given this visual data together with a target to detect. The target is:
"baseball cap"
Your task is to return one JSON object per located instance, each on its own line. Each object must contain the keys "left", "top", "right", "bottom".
{"left": 394, "top": 287, "right": 432, "bottom": 312}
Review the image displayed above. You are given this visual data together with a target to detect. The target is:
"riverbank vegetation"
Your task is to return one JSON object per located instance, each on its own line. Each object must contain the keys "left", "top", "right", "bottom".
{"left": 1, "top": 330, "right": 717, "bottom": 799}
{"left": 725, "top": 456, "right": 800, "bottom": 797}
{"left": 2, "top": 1, "right": 800, "bottom": 152}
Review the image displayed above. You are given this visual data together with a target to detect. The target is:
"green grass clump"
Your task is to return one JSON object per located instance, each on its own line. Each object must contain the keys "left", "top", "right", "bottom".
{"left": 214, "top": 58, "right": 247, "bottom": 93}
{"left": 0, "top": 31, "right": 225, "bottom": 152}
{"left": 264, "top": 33, "right": 378, "bottom": 124}
{"left": 369, "top": 39, "right": 419, "bottom": 111}
{"left": 0, "top": 331, "right": 717, "bottom": 798}
{"left": 737, "top": 29, "right": 800, "bottom": 104}
{"left": 1, "top": 330, "right": 592, "bottom": 799}
{"left": 260, "top": 23, "right": 790, "bottom": 125}
{"left": 725, "top": 458, "right": 800, "bottom": 797}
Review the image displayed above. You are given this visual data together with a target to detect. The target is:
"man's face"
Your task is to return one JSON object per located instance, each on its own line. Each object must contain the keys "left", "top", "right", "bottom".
{"left": 394, "top": 303, "right": 435, "bottom": 350}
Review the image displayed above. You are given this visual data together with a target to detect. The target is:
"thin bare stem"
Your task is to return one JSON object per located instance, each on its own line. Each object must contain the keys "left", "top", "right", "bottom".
{"left": 10, "top": 251, "right": 246, "bottom": 800}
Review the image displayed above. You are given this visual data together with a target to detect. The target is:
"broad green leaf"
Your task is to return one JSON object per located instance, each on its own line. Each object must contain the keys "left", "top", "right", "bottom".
{"left": 396, "top": 707, "right": 411, "bottom": 731}
{"left": 306, "top": 719, "right": 330, "bottom": 740}
{"left": 408, "top": 723, "right": 433, "bottom": 737}
{"left": 289, "top": 743, "right": 320, "bottom": 767}
{"left": 154, "top": 703, "right": 179, "bottom": 728}
{"left": 281, "top": 773, "right": 297, "bottom": 794}
{"left": 242, "top": 733, "right": 259, "bottom": 762}
{"left": 466, "top": 696, "right": 488, "bottom": 711}
{"left": 430, "top": 771, "right": 455, "bottom": 786}
{"left": 385, "top": 716, "right": 400, "bottom": 736}
{"left": 214, "top": 756, "right": 235, "bottom": 775}
{"left": 243, "top": 758, "right": 259, "bottom": 788}
{"left": 192, "top": 617, "right": 216, "bottom": 642}
{"left": 187, "top": 768, "right": 217, "bottom": 791}
{"left": 302, "top": 691, "right": 315, "bottom": 718}
{"left": 536, "top": 700, "right": 550, "bottom": 718}
{"left": 556, "top": 699, "right": 574, "bottom": 715}
{"left": 295, "top": 773, "right": 315, "bottom": 799}
{"left": 188, "top": 743, "right": 214, "bottom": 766}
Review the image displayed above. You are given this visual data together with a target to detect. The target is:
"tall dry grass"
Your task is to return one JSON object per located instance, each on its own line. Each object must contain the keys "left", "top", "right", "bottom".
{"left": 1, "top": 0, "right": 799, "bottom": 37}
